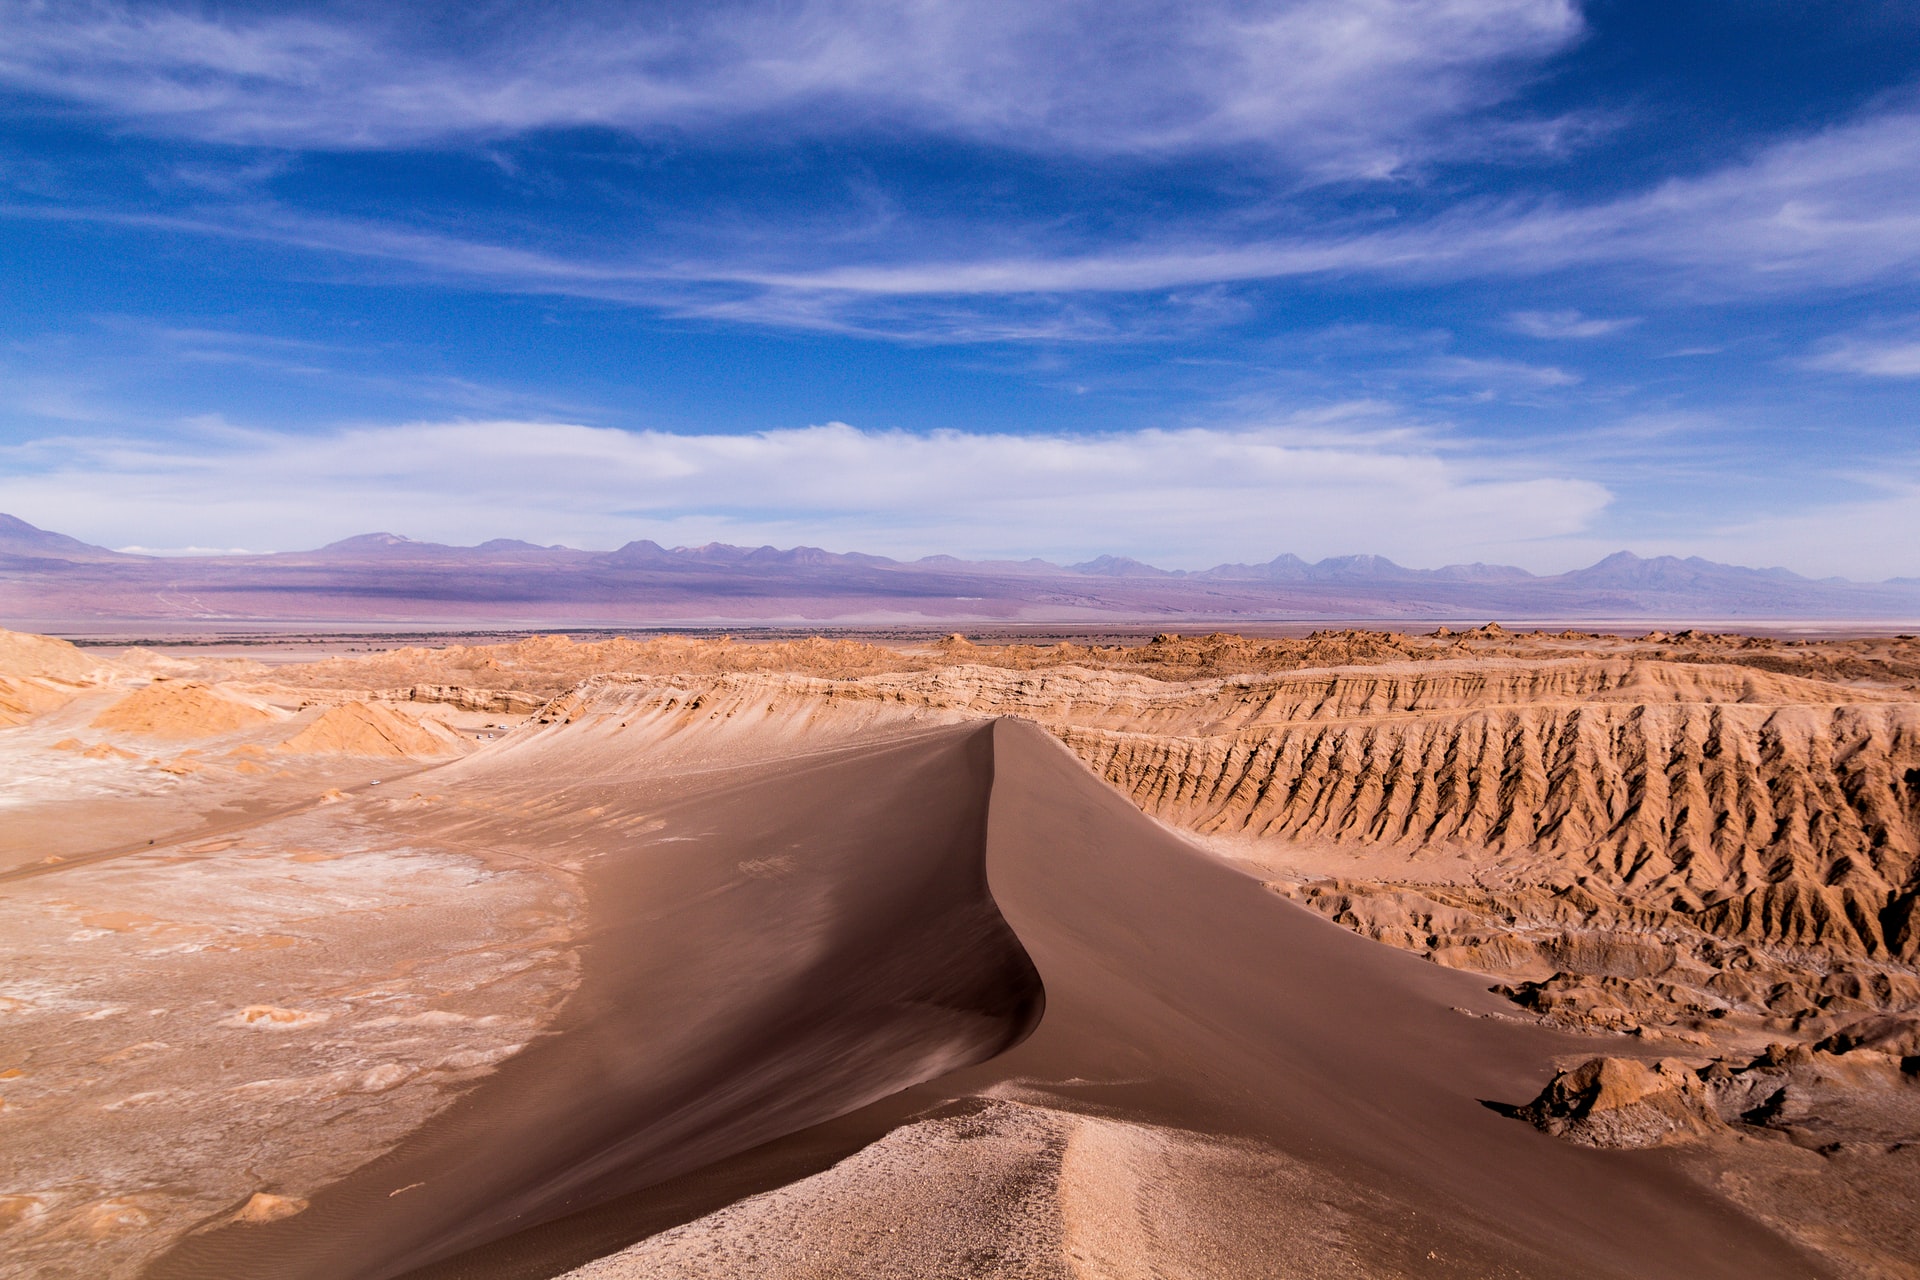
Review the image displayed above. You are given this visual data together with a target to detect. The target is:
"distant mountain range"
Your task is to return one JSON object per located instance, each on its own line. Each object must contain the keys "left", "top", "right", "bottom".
{"left": 3, "top": 513, "right": 1917, "bottom": 629}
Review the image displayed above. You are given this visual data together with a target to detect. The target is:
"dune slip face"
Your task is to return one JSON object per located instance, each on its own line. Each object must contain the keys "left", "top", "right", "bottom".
{"left": 150, "top": 718, "right": 1043, "bottom": 1280}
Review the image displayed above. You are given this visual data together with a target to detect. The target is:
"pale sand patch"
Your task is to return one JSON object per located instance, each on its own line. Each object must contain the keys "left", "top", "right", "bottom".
{"left": 0, "top": 813, "right": 580, "bottom": 1280}
{"left": 559, "top": 1100, "right": 1071, "bottom": 1280}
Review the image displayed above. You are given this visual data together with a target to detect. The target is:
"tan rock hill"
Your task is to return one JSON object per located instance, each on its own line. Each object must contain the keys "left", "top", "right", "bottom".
{"left": 0, "top": 628, "right": 120, "bottom": 726}
{"left": 90, "top": 680, "right": 278, "bottom": 738}
{"left": 0, "top": 677, "right": 72, "bottom": 728}
{"left": 0, "top": 628, "right": 119, "bottom": 683}
{"left": 276, "top": 701, "right": 466, "bottom": 758}
{"left": 270, "top": 633, "right": 919, "bottom": 705}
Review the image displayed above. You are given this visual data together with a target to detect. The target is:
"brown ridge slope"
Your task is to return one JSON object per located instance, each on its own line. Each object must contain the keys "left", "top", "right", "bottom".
{"left": 1051, "top": 660, "right": 1920, "bottom": 953}
{"left": 961, "top": 719, "right": 1813, "bottom": 1277}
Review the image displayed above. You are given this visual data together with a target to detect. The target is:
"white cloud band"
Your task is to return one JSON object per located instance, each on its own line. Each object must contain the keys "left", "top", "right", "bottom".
{"left": 0, "top": 414, "right": 1611, "bottom": 568}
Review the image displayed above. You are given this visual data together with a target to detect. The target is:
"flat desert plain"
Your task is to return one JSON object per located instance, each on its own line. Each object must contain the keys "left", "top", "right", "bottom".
{"left": 4, "top": 625, "right": 1920, "bottom": 1279}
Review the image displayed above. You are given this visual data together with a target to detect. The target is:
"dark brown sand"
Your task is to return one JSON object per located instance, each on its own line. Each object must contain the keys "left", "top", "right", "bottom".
{"left": 151, "top": 722, "right": 1039, "bottom": 1280}
{"left": 153, "top": 714, "right": 1822, "bottom": 1279}
{"left": 947, "top": 720, "right": 1819, "bottom": 1277}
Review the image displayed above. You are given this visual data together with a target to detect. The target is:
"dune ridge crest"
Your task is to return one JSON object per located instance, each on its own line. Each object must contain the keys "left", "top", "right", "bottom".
{"left": 499, "top": 660, "right": 1920, "bottom": 1062}
{"left": 524, "top": 661, "right": 1920, "bottom": 959}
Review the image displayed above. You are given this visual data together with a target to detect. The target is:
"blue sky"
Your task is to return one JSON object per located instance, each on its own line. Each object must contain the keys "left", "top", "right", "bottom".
{"left": 2, "top": 1, "right": 1919, "bottom": 575}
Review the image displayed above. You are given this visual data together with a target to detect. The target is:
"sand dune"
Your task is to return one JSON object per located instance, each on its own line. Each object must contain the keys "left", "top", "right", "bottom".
{"left": 537, "top": 662, "right": 1920, "bottom": 1051}
{"left": 151, "top": 692, "right": 1825, "bottom": 1279}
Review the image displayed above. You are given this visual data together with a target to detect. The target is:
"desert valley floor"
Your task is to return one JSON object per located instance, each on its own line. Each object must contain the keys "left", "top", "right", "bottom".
{"left": 3, "top": 625, "right": 1920, "bottom": 1279}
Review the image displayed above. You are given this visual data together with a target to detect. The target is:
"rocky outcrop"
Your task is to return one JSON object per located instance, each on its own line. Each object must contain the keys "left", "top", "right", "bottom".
{"left": 1516, "top": 1027, "right": 1920, "bottom": 1153}
{"left": 1513, "top": 1056, "right": 1722, "bottom": 1148}
{"left": 393, "top": 683, "right": 548, "bottom": 715}
{"left": 1816, "top": 1014, "right": 1920, "bottom": 1061}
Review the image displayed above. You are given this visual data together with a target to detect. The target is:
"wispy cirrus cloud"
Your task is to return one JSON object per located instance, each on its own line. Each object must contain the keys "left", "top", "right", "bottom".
{"left": 722, "top": 106, "right": 1920, "bottom": 300}
{"left": 0, "top": 0, "right": 1584, "bottom": 174}
{"left": 4, "top": 6, "right": 1916, "bottom": 350}
{"left": 10, "top": 100, "right": 1915, "bottom": 344}
{"left": 15, "top": 98, "right": 1920, "bottom": 343}
{"left": 1417, "top": 355, "right": 1580, "bottom": 390}
{"left": 1803, "top": 330, "right": 1920, "bottom": 378}
{"left": 1507, "top": 309, "right": 1637, "bottom": 339}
